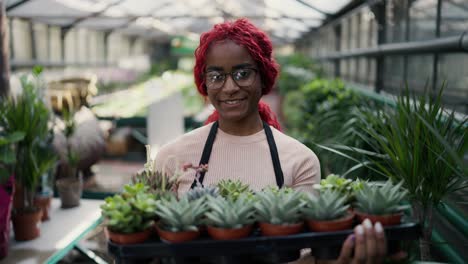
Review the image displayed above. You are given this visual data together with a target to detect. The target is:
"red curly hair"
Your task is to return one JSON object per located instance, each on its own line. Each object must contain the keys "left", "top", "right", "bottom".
{"left": 194, "top": 18, "right": 281, "bottom": 131}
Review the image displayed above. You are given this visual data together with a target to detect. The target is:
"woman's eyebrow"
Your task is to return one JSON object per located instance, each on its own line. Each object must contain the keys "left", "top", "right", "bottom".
{"left": 206, "top": 63, "right": 255, "bottom": 72}
{"left": 206, "top": 66, "right": 223, "bottom": 72}
{"left": 232, "top": 63, "right": 255, "bottom": 70}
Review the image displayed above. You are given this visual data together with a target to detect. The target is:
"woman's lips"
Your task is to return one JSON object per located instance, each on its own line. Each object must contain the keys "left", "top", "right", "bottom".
{"left": 220, "top": 98, "right": 246, "bottom": 106}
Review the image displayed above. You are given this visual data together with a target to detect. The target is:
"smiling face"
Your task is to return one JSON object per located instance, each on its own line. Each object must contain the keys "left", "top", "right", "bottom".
{"left": 205, "top": 40, "right": 262, "bottom": 124}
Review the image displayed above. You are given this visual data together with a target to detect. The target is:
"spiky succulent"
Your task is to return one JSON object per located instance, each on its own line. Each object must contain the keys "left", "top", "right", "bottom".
{"left": 155, "top": 196, "right": 206, "bottom": 232}
{"left": 205, "top": 195, "right": 255, "bottom": 229}
{"left": 301, "top": 189, "right": 350, "bottom": 221}
{"left": 132, "top": 145, "right": 180, "bottom": 198}
{"left": 354, "top": 180, "right": 409, "bottom": 215}
{"left": 254, "top": 187, "right": 305, "bottom": 225}
{"left": 217, "top": 179, "right": 253, "bottom": 201}
{"left": 184, "top": 186, "right": 219, "bottom": 201}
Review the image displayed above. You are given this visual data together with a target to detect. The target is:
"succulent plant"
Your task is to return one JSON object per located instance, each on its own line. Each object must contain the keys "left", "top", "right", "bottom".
{"left": 217, "top": 179, "right": 253, "bottom": 201}
{"left": 155, "top": 196, "right": 206, "bottom": 232}
{"left": 205, "top": 195, "right": 255, "bottom": 229}
{"left": 354, "top": 180, "right": 409, "bottom": 215}
{"left": 301, "top": 189, "right": 350, "bottom": 221}
{"left": 101, "top": 185, "right": 157, "bottom": 234}
{"left": 254, "top": 187, "right": 305, "bottom": 225}
{"left": 132, "top": 146, "right": 180, "bottom": 198}
{"left": 313, "top": 174, "right": 364, "bottom": 202}
{"left": 184, "top": 186, "right": 219, "bottom": 201}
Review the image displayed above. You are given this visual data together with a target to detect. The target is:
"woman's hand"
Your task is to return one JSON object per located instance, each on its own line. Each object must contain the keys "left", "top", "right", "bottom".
{"left": 336, "top": 219, "right": 386, "bottom": 264}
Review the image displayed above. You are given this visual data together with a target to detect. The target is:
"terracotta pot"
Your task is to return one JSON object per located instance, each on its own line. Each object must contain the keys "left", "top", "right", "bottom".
{"left": 207, "top": 225, "right": 253, "bottom": 240}
{"left": 355, "top": 211, "right": 403, "bottom": 226}
{"left": 307, "top": 212, "right": 355, "bottom": 232}
{"left": 105, "top": 227, "right": 152, "bottom": 245}
{"left": 259, "top": 222, "right": 304, "bottom": 236}
{"left": 12, "top": 208, "right": 43, "bottom": 241}
{"left": 12, "top": 182, "right": 23, "bottom": 210}
{"left": 155, "top": 225, "right": 200, "bottom": 243}
{"left": 34, "top": 195, "right": 52, "bottom": 221}
{"left": 56, "top": 176, "right": 83, "bottom": 208}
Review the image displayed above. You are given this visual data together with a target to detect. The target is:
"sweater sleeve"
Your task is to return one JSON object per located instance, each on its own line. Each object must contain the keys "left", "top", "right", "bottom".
{"left": 291, "top": 146, "right": 321, "bottom": 194}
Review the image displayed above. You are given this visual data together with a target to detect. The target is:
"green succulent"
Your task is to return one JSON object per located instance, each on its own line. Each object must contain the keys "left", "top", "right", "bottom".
{"left": 100, "top": 191, "right": 157, "bottom": 234}
{"left": 217, "top": 179, "right": 253, "bottom": 201}
{"left": 185, "top": 186, "right": 219, "bottom": 201}
{"left": 132, "top": 145, "right": 180, "bottom": 199}
{"left": 155, "top": 196, "right": 206, "bottom": 232}
{"left": 354, "top": 180, "right": 409, "bottom": 215}
{"left": 313, "top": 174, "right": 365, "bottom": 203}
{"left": 254, "top": 187, "right": 305, "bottom": 225}
{"left": 205, "top": 195, "right": 255, "bottom": 229}
{"left": 302, "top": 189, "right": 350, "bottom": 221}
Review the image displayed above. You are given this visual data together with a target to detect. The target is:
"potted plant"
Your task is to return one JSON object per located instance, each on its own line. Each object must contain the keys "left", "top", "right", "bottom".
{"left": 154, "top": 196, "right": 206, "bottom": 243}
{"left": 354, "top": 180, "right": 409, "bottom": 226}
{"left": 302, "top": 189, "right": 354, "bottom": 232}
{"left": 33, "top": 132, "right": 57, "bottom": 221}
{"left": 313, "top": 174, "right": 364, "bottom": 204}
{"left": 204, "top": 194, "right": 255, "bottom": 240}
{"left": 255, "top": 187, "right": 305, "bottom": 236}
{"left": 217, "top": 179, "right": 254, "bottom": 201}
{"left": 0, "top": 67, "right": 52, "bottom": 241}
{"left": 101, "top": 183, "right": 157, "bottom": 245}
{"left": 56, "top": 109, "right": 82, "bottom": 208}
{"left": 0, "top": 131, "right": 24, "bottom": 258}
{"left": 132, "top": 145, "right": 180, "bottom": 200}
{"left": 317, "top": 85, "right": 467, "bottom": 260}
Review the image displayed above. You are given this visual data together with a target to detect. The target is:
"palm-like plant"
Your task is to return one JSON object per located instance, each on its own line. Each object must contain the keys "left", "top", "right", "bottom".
{"left": 0, "top": 68, "right": 55, "bottom": 210}
{"left": 317, "top": 85, "right": 467, "bottom": 260}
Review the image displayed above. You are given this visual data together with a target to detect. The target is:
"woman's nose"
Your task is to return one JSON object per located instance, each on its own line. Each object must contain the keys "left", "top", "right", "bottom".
{"left": 222, "top": 75, "right": 240, "bottom": 93}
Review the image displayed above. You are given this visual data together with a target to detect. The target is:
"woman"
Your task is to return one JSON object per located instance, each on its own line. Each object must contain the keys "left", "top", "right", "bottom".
{"left": 155, "top": 18, "right": 386, "bottom": 263}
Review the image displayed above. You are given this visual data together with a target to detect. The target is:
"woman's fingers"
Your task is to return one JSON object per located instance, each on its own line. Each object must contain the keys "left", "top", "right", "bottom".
{"left": 336, "top": 234, "right": 355, "bottom": 264}
{"left": 374, "top": 222, "right": 387, "bottom": 260}
{"left": 362, "top": 219, "right": 377, "bottom": 264}
{"left": 354, "top": 224, "right": 367, "bottom": 264}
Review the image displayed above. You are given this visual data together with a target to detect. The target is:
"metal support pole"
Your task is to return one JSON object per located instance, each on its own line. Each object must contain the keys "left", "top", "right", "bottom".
{"left": 0, "top": 1, "right": 10, "bottom": 97}
{"left": 60, "top": 27, "right": 67, "bottom": 63}
{"left": 370, "top": 1, "right": 386, "bottom": 93}
{"left": 432, "top": 0, "right": 442, "bottom": 93}
{"left": 29, "top": 19, "right": 36, "bottom": 60}
{"left": 104, "top": 31, "right": 111, "bottom": 66}
{"left": 334, "top": 24, "right": 341, "bottom": 78}
{"left": 403, "top": 0, "right": 411, "bottom": 83}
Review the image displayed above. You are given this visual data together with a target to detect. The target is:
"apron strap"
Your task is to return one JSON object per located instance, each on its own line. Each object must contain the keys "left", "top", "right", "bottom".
{"left": 262, "top": 121, "right": 284, "bottom": 188}
{"left": 190, "top": 121, "right": 218, "bottom": 188}
{"left": 190, "top": 121, "right": 284, "bottom": 189}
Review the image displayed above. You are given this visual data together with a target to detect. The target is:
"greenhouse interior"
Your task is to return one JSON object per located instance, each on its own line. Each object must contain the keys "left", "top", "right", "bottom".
{"left": 0, "top": 0, "right": 467, "bottom": 263}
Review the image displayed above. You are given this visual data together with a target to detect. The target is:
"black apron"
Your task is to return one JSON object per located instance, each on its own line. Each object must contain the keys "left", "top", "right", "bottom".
{"left": 190, "top": 121, "right": 284, "bottom": 189}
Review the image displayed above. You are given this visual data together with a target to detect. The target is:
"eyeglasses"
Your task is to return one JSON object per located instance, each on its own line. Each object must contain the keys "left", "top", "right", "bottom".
{"left": 204, "top": 68, "right": 258, "bottom": 90}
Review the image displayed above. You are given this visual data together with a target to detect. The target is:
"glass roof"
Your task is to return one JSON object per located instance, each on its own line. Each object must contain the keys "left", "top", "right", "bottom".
{"left": 6, "top": 0, "right": 352, "bottom": 44}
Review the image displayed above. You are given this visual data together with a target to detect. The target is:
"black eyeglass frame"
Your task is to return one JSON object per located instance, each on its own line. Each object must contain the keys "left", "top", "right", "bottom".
{"left": 203, "top": 68, "right": 258, "bottom": 90}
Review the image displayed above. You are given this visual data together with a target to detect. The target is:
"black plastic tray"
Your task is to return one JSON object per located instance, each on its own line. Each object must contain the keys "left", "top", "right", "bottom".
{"left": 108, "top": 222, "right": 420, "bottom": 264}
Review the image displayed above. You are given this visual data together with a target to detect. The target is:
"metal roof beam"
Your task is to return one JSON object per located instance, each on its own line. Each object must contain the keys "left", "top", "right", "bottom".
{"left": 6, "top": 0, "right": 33, "bottom": 12}
{"left": 61, "top": 0, "right": 126, "bottom": 32}
{"left": 294, "top": 0, "right": 331, "bottom": 16}
{"left": 109, "top": 2, "right": 173, "bottom": 33}
{"left": 8, "top": 14, "right": 322, "bottom": 21}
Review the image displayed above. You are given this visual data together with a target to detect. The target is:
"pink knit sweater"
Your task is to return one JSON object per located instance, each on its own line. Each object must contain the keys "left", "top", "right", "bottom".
{"left": 154, "top": 123, "right": 321, "bottom": 196}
